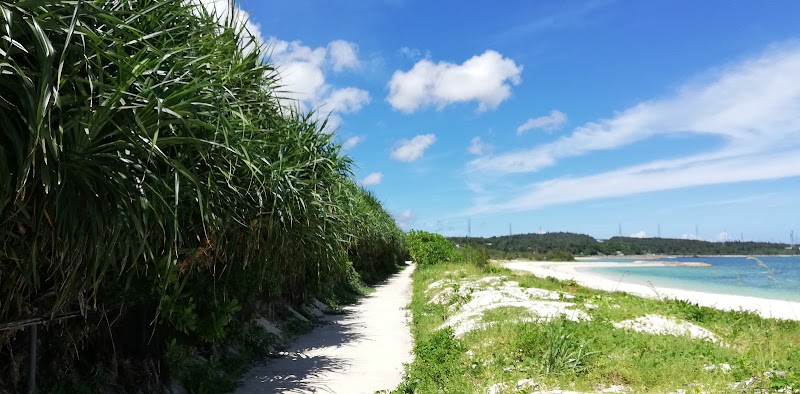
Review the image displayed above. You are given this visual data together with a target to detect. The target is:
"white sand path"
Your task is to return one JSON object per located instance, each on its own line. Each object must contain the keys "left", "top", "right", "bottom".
{"left": 236, "top": 263, "right": 415, "bottom": 393}
{"left": 503, "top": 261, "right": 800, "bottom": 321}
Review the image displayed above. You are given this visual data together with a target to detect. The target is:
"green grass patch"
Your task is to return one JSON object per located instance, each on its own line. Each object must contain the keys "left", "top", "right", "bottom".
{"left": 394, "top": 262, "right": 800, "bottom": 393}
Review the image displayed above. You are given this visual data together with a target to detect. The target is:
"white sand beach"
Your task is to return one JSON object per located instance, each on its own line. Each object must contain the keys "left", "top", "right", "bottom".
{"left": 503, "top": 260, "right": 800, "bottom": 321}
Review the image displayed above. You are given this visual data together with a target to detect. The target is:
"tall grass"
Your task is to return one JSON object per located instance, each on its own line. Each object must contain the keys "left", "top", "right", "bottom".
{"left": 0, "top": 0, "right": 405, "bottom": 389}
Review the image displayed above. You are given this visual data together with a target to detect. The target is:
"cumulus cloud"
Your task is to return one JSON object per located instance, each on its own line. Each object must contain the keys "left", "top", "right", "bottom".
{"left": 269, "top": 39, "right": 329, "bottom": 105}
{"left": 328, "top": 40, "right": 360, "bottom": 72}
{"left": 196, "top": 2, "right": 366, "bottom": 131}
{"left": 718, "top": 232, "right": 732, "bottom": 242}
{"left": 517, "top": 110, "right": 567, "bottom": 134}
{"left": 391, "top": 134, "right": 437, "bottom": 162}
{"left": 467, "top": 137, "right": 492, "bottom": 155}
{"left": 465, "top": 43, "right": 800, "bottom": 215}
{"left": 321, "top": 87, "right": 371, "bottom": 114}
{"left": 393, "top": 209, "right": 416, "bottom": 229}
{"left": 682, "top": 233, "right": 703, "bottom": 241}
{"left": 268, "top": 38, "right": 368, "bottom": 132}
{"left": 360, "top": 172, "right": 383, "bottom": 186}
{"left": 387, "top": 50, "right": 523, "bottom": 113}
{"left": 630, "top": 231, "right": 647, "bottom": 238}
{"left": 342, "top": 136, "right": 365, "bottom": 151}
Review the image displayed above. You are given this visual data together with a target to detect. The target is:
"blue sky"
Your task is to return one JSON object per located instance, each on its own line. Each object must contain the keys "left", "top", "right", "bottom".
{"left": 217, "top": 0, "right": 800, "bottom": 242}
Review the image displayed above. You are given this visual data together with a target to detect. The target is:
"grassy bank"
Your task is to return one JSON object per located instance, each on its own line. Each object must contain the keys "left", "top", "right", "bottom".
{"left": 0, "top": 1, "right": 406, "bottom": 391}
{"left": 395, "top": 234, "right": 800, "bottom": 393}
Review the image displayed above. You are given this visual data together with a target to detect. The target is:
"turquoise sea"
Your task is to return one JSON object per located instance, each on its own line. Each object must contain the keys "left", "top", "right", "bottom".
{"left": 581, "top": 256, "right": 800, "bottom": 302}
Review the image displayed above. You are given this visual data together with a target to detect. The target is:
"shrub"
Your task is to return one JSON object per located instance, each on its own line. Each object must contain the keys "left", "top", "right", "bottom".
{"left": 474, "top": 246, "right": 490, "bottom": 268}
{"left": 407, "top": 230, "right": 462, "bottom": 266}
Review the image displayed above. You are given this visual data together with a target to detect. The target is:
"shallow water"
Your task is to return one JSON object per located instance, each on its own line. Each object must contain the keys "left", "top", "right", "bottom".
{"left": 582, "top": 256, "right": 800, "bottom": 302}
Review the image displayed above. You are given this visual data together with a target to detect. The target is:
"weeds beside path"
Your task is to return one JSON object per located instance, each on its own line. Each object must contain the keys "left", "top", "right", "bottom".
{"left": 236, "top": 263, "right": 415, "bottom": 393}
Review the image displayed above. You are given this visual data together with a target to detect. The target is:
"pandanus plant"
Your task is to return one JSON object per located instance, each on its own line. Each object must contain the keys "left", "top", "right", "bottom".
{"left": 0, "top": 0, "right": 405, "bottom": 339}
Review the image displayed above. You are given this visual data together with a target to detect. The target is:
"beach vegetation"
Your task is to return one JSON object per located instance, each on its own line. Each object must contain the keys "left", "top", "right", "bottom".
{"left": 0, "top": 0, "right": 406, "bottom": 391}
{"left": 395, "top": 236, "right": 800, "bottom": 393}
{"left": 408, "top": 230, "right": 463, "bottom": 266}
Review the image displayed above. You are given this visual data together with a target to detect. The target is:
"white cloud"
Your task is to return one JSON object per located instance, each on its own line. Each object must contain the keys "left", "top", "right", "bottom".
{"left": 393, "top": 209, "right": 416, "bottom": 229}
{"left": 268, "top": 38, "right": 368, "bottom": 132}
{"left": 321, "top": 87, "right": 370, "bottom": 114}
{"left": 399, "top": 47, "right": 421, "bottom": 60}
{"left": 328, "top": 40, "right": 360, "bottom": 72}
{"left": 466, "top": 43, "right": 800, "bottom": 214}
{"left": 387, "top": 50, "right": 523, "bottom": 113}
{"left": 472, "top": 44, "right": 800, "bottom": 175}
{"left": 467, "top": 137, "right": 492, "bottom": 155}
{"left": 342, "top": 136, "right": 365, "bottom": 151}
{"left": 398, "top": 47, "right": 431, "bottom": 61}
{"left": 469, "top": 150, "right": 800, "bottom": 215}
{"left": 391, "top": 134, "right": 437, "bottom": 162}
{"left": 630, "top": 231, "right": 647, "bottom": 238}
{"left": 682, "top": 233, "right": 703, "bottom": 241}
{"left": 360, "top": 172, "right": 383, "bottom": 186}
{"left": 517, "top": 110, "right": 567, "bottom": 134}
{"left": 269, "top": 38, "right": 329, "bottom": 105}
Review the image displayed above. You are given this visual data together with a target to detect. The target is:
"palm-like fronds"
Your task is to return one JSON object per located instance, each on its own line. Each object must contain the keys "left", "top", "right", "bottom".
{"left": 0, "top": 2, "right": 406, "bottom": 386}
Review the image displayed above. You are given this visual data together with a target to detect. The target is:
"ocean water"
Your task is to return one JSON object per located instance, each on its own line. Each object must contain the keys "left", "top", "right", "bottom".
{"left": 582, "top": 256, "right": 800, "bottom": 302}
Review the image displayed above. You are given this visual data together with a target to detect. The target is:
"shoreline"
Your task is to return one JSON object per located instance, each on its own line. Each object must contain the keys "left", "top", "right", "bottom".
{"left": 502, "top": 260, "right": 800, "bottom": 321}
{"left": 576, "top": 254, "right": 799, "bottom": 260}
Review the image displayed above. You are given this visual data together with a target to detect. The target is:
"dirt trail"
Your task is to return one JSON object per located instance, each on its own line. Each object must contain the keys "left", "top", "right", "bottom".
{"left": 236, "top": 263, "right": 415, "bottom": 393}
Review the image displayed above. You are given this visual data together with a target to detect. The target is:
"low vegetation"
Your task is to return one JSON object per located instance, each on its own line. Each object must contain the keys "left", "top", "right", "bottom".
{"left": 396, "top": 236, "right": 800, "bottom": 393}
{"left": 451, "top": 232, "right": 799, "bottom": 257}
{"left": 0, "top": 1, "right": 406, "bottom": 391}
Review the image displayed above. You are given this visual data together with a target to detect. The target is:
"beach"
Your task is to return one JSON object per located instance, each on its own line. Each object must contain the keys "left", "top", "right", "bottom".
{"left": 503, "top": 260, "right": 800, "bottom": 321}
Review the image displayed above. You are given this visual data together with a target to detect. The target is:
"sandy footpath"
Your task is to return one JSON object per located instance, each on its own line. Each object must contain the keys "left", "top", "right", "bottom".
{"left": 503, "top": 261, "right": 800, "bottom": 321}
{"left": 236, "top": 263, "right": 415, "bottom": 393}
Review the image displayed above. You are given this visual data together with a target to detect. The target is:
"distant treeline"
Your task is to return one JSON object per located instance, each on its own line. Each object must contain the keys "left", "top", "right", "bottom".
{"left": 449, "top": 232, "right": 799, "bottom": 257}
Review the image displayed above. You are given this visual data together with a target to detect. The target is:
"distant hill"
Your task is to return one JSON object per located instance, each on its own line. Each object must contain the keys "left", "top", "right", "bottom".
{"left": 448, "top": 232, "right": 798, "bottom": 256}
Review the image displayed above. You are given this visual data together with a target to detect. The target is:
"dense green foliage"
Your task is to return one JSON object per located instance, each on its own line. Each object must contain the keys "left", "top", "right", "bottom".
{"left": 407, "top": 230, "right": 463, "bottom": 266}
{"left": 0, "top": 1, "right": 405, "bottom": 390}
{"left": 451, "top": 232, "right": 797, "bottom": 257}
{"left": 601, "top": 236, "right": 796, "bottom": 256}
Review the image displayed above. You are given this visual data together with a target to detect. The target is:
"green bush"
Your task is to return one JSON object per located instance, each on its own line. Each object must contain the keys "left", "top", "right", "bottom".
{"left": 407, "top": 230, "right": 462, "bottom": 266}
{"left": 474, "top": 246, "right": 490, "bottom": 268}
{"left": 545, "top": 250, "right": 576, "bottom": 262}
{"left": 456, "top": 244, "right": 490, "bottom": 269}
